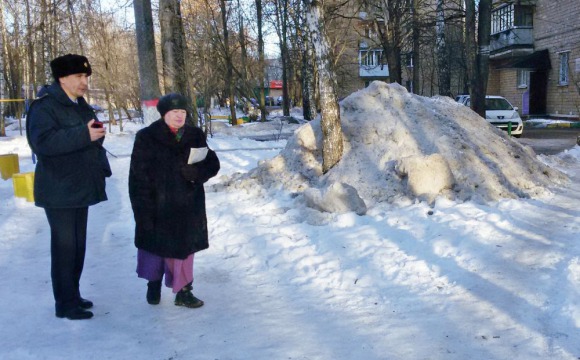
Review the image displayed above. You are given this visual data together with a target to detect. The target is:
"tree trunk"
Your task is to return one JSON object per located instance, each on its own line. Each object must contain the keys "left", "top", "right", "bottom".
{"left": 24, "top": 0, "right": 35, "bottom": 96}
{"left": 133, "top": 0, "right": 162, "bottom": 124}
{"left": 301, "top": 26, "right": 317, "bottom": 121}
{"left": 411, "top": 0, "right": 420, "bottom": 94}
{"left": 378, "top": 0, "right": 402, "bottom": 84}
{"left": 280, "top": 0, "right": 290, "bottom": 116}
{"left": 472, "top": 0, "right": 491, "bottom": 117}
{"left": 66, "top": 0, "right": 84, "bottom": 53}
{"left": 255, "top": 0, "right": 267, "bottom": 122}
{"left": 159, "top": 0, "right": 188, "bottom": 95}
{"left": 436, "top": 0, "right": 451, "bottom": 96}
{"left": 0, "top": 0, "right": 5, "bottom": 136}
{"left": 219, "top": 0, "right": 237, "bottom": 124}
{"left": 303, "top": 0, "right": 343, "bottom": 173}
{"left": 465, "top": 0, "right": 476, "bottom": 97}
{"left": 237, "top": 0, "right": 248, "bottom": 90}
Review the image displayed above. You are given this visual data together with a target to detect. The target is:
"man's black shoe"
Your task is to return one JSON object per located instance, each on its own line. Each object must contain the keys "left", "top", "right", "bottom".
{"left": 56, "top": 307, "right": 94, "bottom": 320}
{"left": 79, "top": 298, "right": 93, "bottom": 309}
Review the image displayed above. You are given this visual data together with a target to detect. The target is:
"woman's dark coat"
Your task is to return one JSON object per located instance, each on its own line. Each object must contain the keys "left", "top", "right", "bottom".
{"left": 129, "top": 120, "right": 220, "bottom": 259}
{"left": 26, "top": 82, "right": 111, "bottom": 208}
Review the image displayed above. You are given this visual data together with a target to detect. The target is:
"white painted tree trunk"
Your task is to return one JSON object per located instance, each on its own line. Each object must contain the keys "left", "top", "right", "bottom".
{"left": 133, "top": 0, "right": 161, "bottom": 124}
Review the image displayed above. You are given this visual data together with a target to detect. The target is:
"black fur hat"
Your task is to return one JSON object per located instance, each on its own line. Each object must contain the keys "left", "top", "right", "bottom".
{"left": 157, "top": 93, "right": 189, "bottom": 117}
{"left": 50, "top": 54, "right": 92, "bottom": 80}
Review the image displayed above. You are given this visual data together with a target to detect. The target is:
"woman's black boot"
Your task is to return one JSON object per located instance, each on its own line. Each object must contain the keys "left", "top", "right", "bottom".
{"left": 174, "top": 282, "right": 204, "bottom": 308}
{"left": 147, "top": 280, "right": 162, "bottom": 305}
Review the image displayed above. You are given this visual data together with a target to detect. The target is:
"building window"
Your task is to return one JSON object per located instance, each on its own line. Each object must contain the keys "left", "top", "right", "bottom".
{"left": 559, "top": 52, "right": 569, "bottom": 85}
{"left": 491, "top": 4, "right": 514, "bottom": 34}
{"left": 517, "top": 70, "right": 529, "bottom": 88}
{"left": 514, "top": 5, "right": 533, "bottom": 27}
{"left": 403, "top": 52, "right": 413, "bottom": 68}
{"left": 364, "top": 26, "right": 378, "bottom": 42}
{"left": 360, "top": 49, "right": 384, "bottom": 68}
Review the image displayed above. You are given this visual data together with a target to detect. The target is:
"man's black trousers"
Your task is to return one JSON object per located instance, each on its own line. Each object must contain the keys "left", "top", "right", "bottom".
{"left": 44, "top": 207, "right": 88, "bottom": 313}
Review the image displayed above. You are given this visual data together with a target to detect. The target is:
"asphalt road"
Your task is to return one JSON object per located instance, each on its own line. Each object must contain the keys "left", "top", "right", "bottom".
{"left": 517, "top": 128, "right": 580, "bottom": 155}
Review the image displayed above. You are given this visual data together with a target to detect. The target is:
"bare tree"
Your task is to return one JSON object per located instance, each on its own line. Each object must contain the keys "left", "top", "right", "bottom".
{"left": 181, "top": 0, "right": 221, "bottom": 128}
{"left": 410, "top": 0, "right": 421, "bottom": 94}
{"left": 219, "top": 0, "right": 237, "bottom": 124}
{"left": 159, "top": 0, "right": 189, "bottom": 95}
{"left": 255, "top": 0, "right": 267, "bottom": 122}
{"left": 0, "top": 0, "right": 6, "bottom": 136}
{"left": 465, "top": 0, "right": 476, "bottom": 95}
{"left": 375, "top": 0, "right": 405, "bottom": 85}
{"left": 471, "top": 0, "right": 491, "bottom": 117}
{"left": 299, "top": 14, "right": 317, "bottom": 121}
{"left": 134, "top": 0, "right": 162, "bottom": 124}
{"left": 303, "top": 0, "right": 343, "bottom": 173}
{"left": 273, "top": 0, "right": 291, "bottom": 116}
{"left": 436, "top": 0, "right": 451, "bottom": 96}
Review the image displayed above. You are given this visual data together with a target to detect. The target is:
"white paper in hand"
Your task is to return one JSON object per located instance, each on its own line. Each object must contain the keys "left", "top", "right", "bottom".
{"left": 187, "top": 147, "right": 208, "bottom": 164}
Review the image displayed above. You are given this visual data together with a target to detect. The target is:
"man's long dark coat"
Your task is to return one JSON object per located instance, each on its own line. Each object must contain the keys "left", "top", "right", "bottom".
{"left": 129, "top": 120, "right": 220, "bottom": 259}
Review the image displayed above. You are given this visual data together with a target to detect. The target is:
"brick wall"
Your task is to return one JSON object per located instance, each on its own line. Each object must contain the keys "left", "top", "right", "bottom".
{"left": 487, "top": 69, "right": 501, "bottom": 94}
{"left": 534, "top": 0, "right": 580, "bottom": 118}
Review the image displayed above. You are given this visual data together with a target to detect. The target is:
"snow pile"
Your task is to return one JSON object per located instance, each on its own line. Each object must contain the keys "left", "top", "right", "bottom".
{"left": 218, "top": 82, "right": 568, "bottom": 211}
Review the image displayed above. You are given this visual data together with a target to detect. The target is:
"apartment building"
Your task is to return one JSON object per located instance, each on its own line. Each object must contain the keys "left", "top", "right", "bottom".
{"left": 489, "top": 0, "right": 580, "bottom": 119}
{"left": 355, "top": 12, "right": 390, "bottom": 89}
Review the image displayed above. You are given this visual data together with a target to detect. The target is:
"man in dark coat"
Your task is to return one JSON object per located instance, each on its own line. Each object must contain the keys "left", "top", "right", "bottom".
{"left": 129, "top": 93, "right": 220, "bottom": 308}
{"left": 27, "top": 54, "right": 111, "bottom": 320}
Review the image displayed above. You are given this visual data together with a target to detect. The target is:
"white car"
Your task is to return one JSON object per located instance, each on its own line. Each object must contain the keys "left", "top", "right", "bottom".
{"left": 463, "top": 95, "right": 523, "bottom": 137}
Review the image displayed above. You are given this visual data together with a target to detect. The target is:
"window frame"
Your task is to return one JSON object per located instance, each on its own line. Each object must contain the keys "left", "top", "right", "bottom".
{"left": 491, "top": 4, "right": 514, "bottom": 35}
{"left": 359, "top": 49, "right": 384, "bottom": 68}
{"left": 558, "top": 51, "right": 570, "bottom": 86}
{"left": 517, "top": 69, "right": 530, "bottom": 88}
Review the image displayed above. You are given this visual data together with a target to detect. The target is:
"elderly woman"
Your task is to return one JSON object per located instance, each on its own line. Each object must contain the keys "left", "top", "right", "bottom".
{"left": 129, "top": 93, "right": 220, "bottom": 308}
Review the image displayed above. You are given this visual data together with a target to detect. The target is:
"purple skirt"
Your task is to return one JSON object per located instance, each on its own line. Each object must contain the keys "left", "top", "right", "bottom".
{"left": 137, "top": 249, "right": 194, "bottom": 293}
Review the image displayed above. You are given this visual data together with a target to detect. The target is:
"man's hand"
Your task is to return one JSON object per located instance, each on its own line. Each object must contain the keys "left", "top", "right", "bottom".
{"left": 88, "top": 120, "right": 106, "bottom": 141}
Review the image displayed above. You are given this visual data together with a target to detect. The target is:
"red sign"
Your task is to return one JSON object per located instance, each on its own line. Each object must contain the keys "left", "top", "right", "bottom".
{"left": 270, "top": 80, "right": 283, "bottom": 89}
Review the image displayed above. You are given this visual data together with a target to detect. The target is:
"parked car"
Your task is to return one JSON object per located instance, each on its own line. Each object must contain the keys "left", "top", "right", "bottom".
{"left": 276, "top": 96, "right": 283, "bottom": 106}
{"left": 265, "top": 96, "right": 275, "bottom": 106}
{"left": 455, "top": 94, "right": 469, "bottom": 105}
{"left": 462, "top": 95, "right": 523, "bottom": 137}
{"left": 90, "top": 104, "right": 105, "bottom": 113}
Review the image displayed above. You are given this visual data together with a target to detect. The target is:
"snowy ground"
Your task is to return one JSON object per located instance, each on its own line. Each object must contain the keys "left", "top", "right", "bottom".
{"left": 1, "top": 85, "right": 580, "bottom": 360}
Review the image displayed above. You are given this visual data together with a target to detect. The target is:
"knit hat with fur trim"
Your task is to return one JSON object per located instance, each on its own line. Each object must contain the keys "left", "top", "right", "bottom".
{"left": 157, "top": 93, "right": 189, "bottom": 118}
{"left": 50, "top": 54, "right": 92, "bottom": 80}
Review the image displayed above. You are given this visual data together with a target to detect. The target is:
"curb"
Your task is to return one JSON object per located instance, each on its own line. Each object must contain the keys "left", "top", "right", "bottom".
{"left": 525, "top": 121, "right": 580, "bottom": 129}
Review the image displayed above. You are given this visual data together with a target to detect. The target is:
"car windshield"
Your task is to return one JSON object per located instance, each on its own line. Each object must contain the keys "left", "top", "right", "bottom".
{"left": 486, "top": 98, "right": 513, "bottom": 111}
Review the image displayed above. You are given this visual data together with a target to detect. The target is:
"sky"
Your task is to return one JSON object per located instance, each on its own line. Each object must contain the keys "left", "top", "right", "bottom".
{"left": 102, "top": 0, "right": 282, "bottom": 58}
{"left": 0, "top": 82, "right": 579, "bottom": 360}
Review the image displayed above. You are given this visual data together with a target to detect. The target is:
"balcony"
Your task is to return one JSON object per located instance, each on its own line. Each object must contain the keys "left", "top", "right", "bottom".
{"left": 359, "top": 64, "right": 389, "bottom": 78}
{"left": 490, "top": 27, "right": 534, "bottom": 59}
